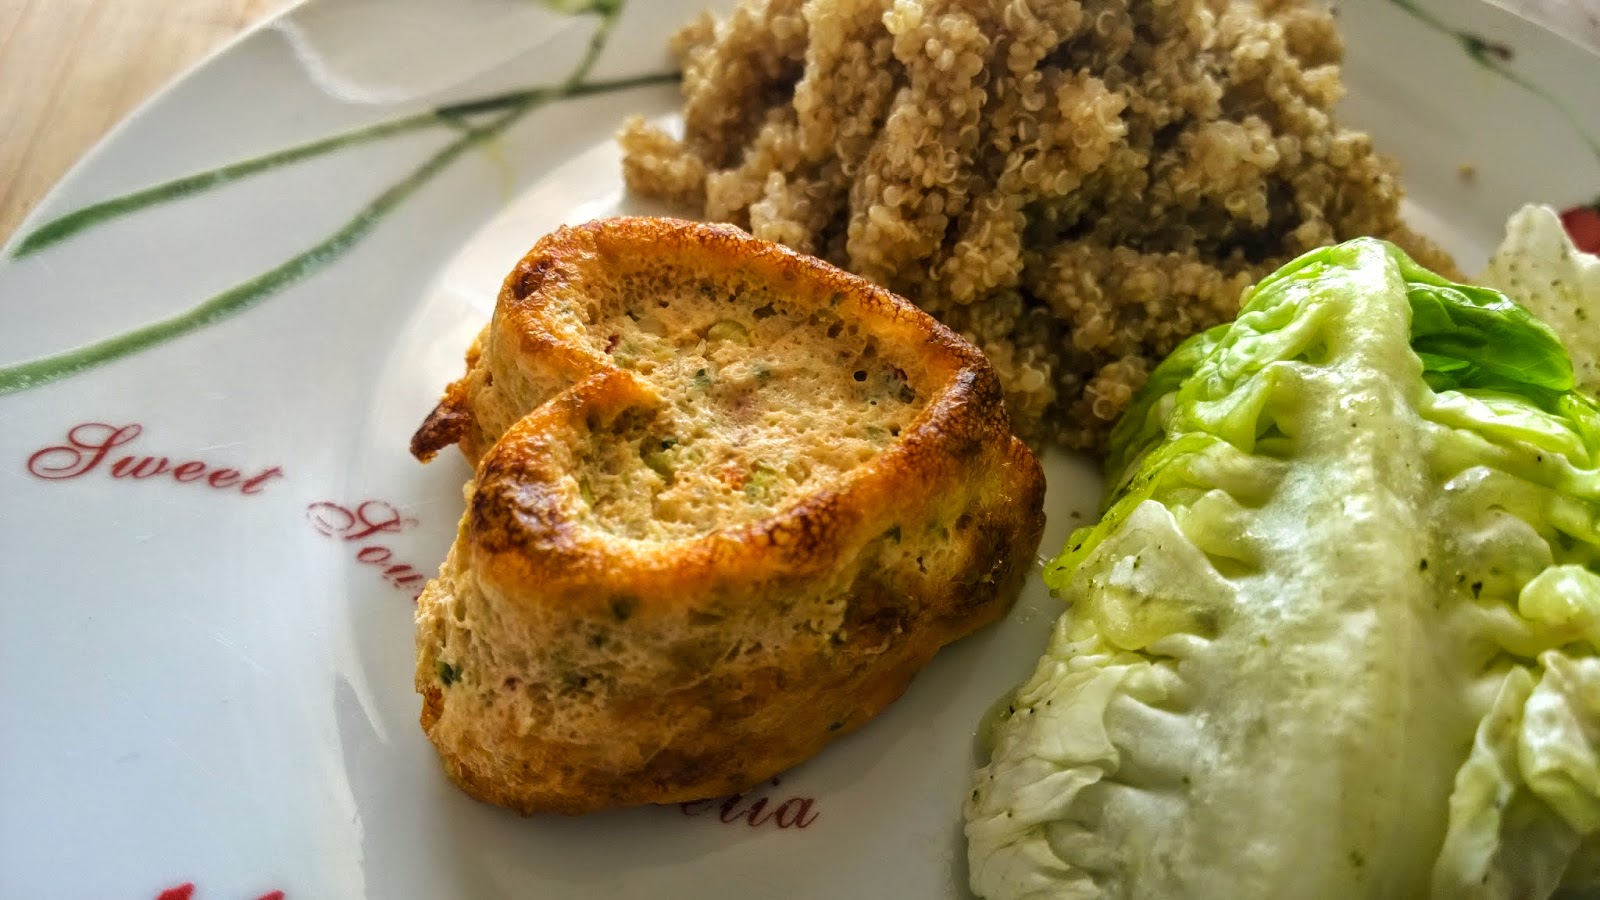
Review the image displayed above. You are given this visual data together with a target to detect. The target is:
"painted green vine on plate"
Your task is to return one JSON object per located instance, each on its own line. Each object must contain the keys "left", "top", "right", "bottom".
{"left": 0, "top": 0, "right": 673, "bottom": 396}
{"left": 1387, "top": 0, "right": 1600, "bottom": 163}
{"left": 7, "top": 0, "right": 1594, "bottom": 397}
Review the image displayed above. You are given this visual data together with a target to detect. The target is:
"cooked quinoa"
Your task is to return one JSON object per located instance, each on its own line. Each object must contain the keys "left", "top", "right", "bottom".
{"left": 620, "top": 0, "right": 1453, "bottom": 449}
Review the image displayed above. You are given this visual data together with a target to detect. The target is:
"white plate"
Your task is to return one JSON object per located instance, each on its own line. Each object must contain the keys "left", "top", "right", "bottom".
{"left": 1, "top": 1, "right": 1597, "bottom": 898}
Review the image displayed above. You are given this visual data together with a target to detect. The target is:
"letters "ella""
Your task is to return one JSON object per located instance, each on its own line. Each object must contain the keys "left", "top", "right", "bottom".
{"left": 28, "top": 423, "right": 283, "bottom": 494}
{"left": 679, "top": 779, "right": 820, "bottom": 830}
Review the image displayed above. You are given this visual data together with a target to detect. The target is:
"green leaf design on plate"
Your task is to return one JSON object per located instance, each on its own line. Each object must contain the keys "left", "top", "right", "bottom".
{"left": 1387, "top": 0, "right": 1600, "bottom": 164}
{"left": 0, "top": 0, "right": 674, "bottom": 396}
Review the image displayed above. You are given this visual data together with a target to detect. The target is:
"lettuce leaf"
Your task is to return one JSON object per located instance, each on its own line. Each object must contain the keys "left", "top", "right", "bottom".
{"left": 967, "top": 237, "right": 1600, "bottom": 899}
{"left": 1482, "top": 205, "right": 1600, "bottom": 396}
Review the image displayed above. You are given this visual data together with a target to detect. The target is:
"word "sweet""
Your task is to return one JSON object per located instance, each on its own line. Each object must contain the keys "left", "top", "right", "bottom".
{"left": 27, "top": 423, "right": 283, "bottom": 495}
{"left": 306, "top": 499, "right": 429, "bottom": 598}
{"left": 679, "top": 778, "right": 820, "bottom": 830}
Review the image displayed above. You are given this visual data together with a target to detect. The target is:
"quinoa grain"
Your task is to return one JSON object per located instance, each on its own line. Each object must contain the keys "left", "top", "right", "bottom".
{"left": 620, "top": 0, "right": 1453, "bottom": 449}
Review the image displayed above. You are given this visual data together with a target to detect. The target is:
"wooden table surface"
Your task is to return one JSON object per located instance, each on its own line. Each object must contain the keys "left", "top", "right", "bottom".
{"left": 1, "top": 0, "right": 1596, "bottom": 247}
{"left": 0, "top": 0, "right": 287, "bottom": 244}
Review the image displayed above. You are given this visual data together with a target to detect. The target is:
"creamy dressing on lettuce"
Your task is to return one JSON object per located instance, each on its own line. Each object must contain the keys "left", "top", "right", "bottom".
{"left": 966, "top": 230, "right": 1600, "bottom": 900}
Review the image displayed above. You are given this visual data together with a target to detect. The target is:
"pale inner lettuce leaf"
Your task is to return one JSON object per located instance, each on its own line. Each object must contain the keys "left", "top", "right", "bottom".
{"left": 967, "top": 237, "right": 1600, "bottom": 899}
{"left": 1482, "top": 205, "right": 1600, "bottom": 395}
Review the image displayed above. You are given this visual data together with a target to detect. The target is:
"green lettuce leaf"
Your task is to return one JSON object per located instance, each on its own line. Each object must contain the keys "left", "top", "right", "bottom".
{"left": 968, "top": 237, "right": 1600, "bottom": 899}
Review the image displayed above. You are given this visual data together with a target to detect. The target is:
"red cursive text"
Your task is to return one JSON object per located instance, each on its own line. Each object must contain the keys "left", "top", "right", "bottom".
{"left": 307, "top": 500, "right": 429, "bottom": 597}
{"left": 679, "top": 778, "right": 820, "bottom": 830}
{"left": 27, "top": 423, "right": 283, "bottom": 495}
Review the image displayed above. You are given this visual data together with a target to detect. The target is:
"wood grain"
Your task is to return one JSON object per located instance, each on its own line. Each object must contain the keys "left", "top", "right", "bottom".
{"left": 0, "top": 0, "right": 288, "bottom": 244}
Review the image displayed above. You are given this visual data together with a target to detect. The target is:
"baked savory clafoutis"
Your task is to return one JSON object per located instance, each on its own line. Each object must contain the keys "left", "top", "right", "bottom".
{"left": 409, "top": 217, "right": 1045, "bottom": 815}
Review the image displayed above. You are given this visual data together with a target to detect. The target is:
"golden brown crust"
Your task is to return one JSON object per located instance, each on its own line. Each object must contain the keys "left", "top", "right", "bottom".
{"left": 410, "top": 379, "right": 471, "bottom": 462}
{"left": 411, "top": 217, "right": 1045, "bottom": 815}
